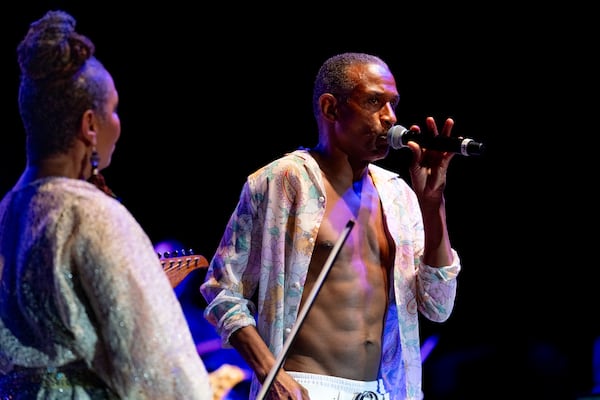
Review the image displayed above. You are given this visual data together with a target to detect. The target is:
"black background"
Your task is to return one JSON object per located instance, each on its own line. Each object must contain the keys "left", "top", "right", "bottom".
{"left": 3, "top": 2, "right": 597, "bottom": 398}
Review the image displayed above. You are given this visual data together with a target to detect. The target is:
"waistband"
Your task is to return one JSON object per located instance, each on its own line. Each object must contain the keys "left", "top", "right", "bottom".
{"left": 288, "top": 371, "right": 389, "bottom": 400}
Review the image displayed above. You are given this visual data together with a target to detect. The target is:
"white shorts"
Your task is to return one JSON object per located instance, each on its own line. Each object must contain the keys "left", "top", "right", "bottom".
{"left": 287, "top": 371, "right": 390, "bottom": 400}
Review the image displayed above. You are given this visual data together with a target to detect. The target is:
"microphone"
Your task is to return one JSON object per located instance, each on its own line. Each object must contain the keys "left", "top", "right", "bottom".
{"left": 387, "top": 125, "right": 485, "bottom": 156}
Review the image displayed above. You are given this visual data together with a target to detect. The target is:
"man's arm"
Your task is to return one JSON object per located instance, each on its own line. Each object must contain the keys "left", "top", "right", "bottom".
{"left": 229, "top": 326, "right": 309, "bottom": 399}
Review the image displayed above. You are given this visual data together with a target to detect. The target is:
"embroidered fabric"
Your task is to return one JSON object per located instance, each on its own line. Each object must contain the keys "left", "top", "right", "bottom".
{"left": 0, "top": 361, "right": 118, "bottom": 399}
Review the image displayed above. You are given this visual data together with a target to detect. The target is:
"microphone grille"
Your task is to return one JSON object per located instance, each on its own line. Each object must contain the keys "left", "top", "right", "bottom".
{"left": 387, "top": 125, "right": 409, "bottom": 149}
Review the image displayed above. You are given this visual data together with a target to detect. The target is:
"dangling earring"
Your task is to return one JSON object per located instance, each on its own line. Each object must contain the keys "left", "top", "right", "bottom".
{"left": 87, "top": 148, "right": 119, "bottom": 201}
{"left": 91, "top": 147, "right": 100, "bottom": 177}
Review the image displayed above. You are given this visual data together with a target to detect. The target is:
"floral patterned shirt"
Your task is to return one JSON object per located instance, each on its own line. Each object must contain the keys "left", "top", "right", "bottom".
{"left": 201, "top": 149, "right": 460, "bottom": 400}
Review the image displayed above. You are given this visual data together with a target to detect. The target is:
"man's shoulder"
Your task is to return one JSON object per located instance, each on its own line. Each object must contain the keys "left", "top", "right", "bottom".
{"left": 246, "top": 149, "right": 320, "bottom": 191}
{"left": 255, "top": 148, "right": 315, "bottom": 173}
{"left": 275, "top": 148, "right": 313, "bottom": 165}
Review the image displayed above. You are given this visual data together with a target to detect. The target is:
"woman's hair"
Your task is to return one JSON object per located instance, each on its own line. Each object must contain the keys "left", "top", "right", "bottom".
{"left": 17, "top": 10, "right": 111, "bottom": 163}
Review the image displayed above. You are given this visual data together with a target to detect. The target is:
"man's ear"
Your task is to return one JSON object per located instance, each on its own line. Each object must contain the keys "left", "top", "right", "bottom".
{"left": 80, "top": 109, "right": 97, "bottom": 146}
{"left": 319, "top": 93, "right": 338, "bottom": 122}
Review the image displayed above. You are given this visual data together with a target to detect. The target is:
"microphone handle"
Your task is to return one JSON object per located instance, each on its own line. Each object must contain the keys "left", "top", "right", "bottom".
{"left": 388, "top": 127, "right": 485, "bottom": 156}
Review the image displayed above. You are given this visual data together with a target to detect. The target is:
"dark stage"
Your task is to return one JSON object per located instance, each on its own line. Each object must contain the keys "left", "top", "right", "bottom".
{"left": 3, "top": 3, "right": 597, "bottom": 399}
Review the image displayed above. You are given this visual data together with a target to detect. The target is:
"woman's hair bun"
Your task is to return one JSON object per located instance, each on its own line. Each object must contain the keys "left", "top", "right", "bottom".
{"left": 17, "top": 10, "right": 95, "bottom": 81}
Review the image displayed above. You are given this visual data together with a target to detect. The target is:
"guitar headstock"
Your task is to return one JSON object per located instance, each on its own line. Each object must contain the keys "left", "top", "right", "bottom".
{"left": 159, "top": 250, "right": 208, "bottom": 288}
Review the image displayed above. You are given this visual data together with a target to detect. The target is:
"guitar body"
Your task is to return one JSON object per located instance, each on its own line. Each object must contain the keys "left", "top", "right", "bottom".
{"left": 209, "top": 363, "right": 249, "bottom": 400}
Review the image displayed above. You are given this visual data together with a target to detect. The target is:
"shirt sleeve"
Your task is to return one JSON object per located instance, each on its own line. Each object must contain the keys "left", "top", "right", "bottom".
{"left": 417, "top": 248, "right": 461, "bottom": 322}
{"left": 200, "top": 181, "right": 258, "bottom": 347}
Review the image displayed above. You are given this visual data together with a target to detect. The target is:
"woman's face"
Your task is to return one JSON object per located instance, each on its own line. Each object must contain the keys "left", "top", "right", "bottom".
{"left": 95, "top": 73, "right": 121, "bottom": 171}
